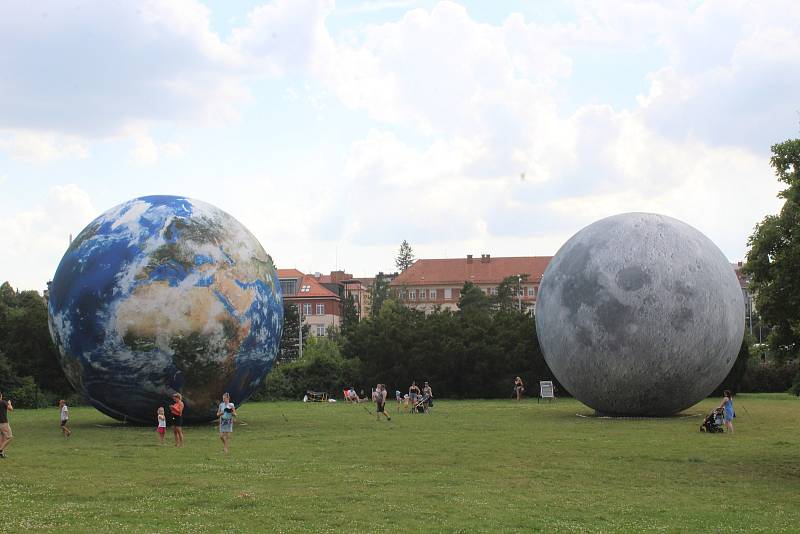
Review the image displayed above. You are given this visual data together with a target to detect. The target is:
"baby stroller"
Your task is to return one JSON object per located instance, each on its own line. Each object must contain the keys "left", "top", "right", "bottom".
{"left": 700, "top": 408, "right": 724, "bottom": 433}
{"left": 412, "top": 394, "right": 431, "bottom": 414}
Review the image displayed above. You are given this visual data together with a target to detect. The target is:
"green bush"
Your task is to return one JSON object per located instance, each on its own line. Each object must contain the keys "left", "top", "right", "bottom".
{"left": 8, "top": 376, "right": 55, "bottom": 408}
{"left": 791, "top": 370, "right": 800, "bottom": 396}
{"left": 740, "top": 360, "right": 799, "bottom": 393}
{"left": 253, "top": 337, "right": 362, "bottom": 401}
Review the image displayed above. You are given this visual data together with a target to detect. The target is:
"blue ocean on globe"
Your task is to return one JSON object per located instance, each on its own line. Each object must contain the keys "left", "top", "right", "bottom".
{"left": 48, "top": 195, "right": 283, "bottom": 424}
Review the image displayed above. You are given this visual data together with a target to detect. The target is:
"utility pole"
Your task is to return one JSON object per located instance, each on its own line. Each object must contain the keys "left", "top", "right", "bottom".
{"left": 517, "top": 274, "right": 522, "bottom": 312}
{"left": 298, "top": 304, "right": 303, "bottom": 359}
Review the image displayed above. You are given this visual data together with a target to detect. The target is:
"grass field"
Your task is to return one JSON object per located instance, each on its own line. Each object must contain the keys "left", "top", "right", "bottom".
{"left": 1, "top": 394, "right": 799, "bottom": 533}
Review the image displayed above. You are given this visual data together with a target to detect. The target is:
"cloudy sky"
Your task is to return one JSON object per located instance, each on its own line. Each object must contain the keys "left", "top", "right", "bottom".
{"left": 1, "top": 0, "right": 797, "bottom": 290}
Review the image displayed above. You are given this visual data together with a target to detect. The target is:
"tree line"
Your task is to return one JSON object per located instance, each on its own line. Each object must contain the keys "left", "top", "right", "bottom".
{"left": 0, "top": 282, "right": 72, "bottom": 407}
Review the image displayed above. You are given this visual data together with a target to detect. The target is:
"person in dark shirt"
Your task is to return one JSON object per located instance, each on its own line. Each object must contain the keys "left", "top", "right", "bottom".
{"left": 0, "top": 392, "right": 14, "bottom": 458}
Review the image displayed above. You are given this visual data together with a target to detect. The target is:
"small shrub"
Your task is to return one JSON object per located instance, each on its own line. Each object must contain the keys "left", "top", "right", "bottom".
{"left": 740, "top": 360, "right": 799, "bottom": 393}
{"left": 8, "top": 376, "right": 54, "bottom": 408}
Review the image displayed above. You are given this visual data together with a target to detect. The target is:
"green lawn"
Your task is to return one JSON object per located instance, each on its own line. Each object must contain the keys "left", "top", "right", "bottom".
{"left": 1, "top": 394, "right": 798, "bottom": 533}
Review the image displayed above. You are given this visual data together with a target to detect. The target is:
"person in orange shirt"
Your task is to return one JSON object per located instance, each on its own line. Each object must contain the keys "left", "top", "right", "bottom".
{"left": 170, "top": 393, "right": 185, "bottom": 447}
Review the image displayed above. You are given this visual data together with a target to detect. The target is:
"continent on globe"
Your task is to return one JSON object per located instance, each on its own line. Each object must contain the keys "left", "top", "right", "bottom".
{"left": 535, "top": 212, "right": 745, "bottom": 416}
{"left": 48, "top": 195, "right": 283, "bottom": 424}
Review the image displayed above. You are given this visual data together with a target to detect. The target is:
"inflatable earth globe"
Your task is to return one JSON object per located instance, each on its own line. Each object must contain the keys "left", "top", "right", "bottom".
{"left": 47, "top": 195, "right": 283, "bottom": 424}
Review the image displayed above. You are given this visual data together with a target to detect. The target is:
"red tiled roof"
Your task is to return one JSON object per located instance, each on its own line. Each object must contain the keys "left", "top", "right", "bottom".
{"left": 278, "top": 269, "right": 340, "bottom": 299}
{"left": 277, "top": 268, "right": 305, "bottom": 279}
{"left": 390, "top": 256, "right": 552, "bottom": 286}
{"left": 296, "top": 275, "right": 340, "bottom": 299}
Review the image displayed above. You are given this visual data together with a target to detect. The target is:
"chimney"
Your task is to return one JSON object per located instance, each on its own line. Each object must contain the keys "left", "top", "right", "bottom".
{"left": 481, "top": 254, "right": 490, "bottom": 263}
{"left": 466, "top": 254, "right": 473, "bottom": 264}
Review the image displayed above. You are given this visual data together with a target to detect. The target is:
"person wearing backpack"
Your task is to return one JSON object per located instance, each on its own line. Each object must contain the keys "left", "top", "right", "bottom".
{"left": 217, "top": 392, "right": 238, "bottom": 454}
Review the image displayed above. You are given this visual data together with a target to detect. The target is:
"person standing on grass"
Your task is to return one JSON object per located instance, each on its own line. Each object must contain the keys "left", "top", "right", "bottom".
{"left": 409, "top": 381, "right": 420, "bottom": 408}
{"left": 156, "top": 407, "right": 167, "bottom": 445}
{"left": 372, "top": 384, "right": 391, "bottom": 421}
{"left": 170, "top": 393, "right": 185, "bottom": 447}
{"left": 514, "top": 376, "right": 525, "bottom": 401}
{"left": 59, "top": 400, "right": 72, "bottom": 438}
{"left": 0, "top": 392, "right": 12, "bottom": 458}
{"left": 423, "top": 382, "right": 433, "bottom": 409}
{"left": 217, "top": 392, "right": 237, "bottom": 454}
{"left": 719, "top": 390, "right": 735, "bottom": 434}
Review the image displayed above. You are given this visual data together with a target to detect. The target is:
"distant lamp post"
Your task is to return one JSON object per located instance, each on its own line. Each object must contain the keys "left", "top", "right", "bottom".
{"left": 517, "top": 274, "right": 522, "bottom": 312}
{"left": 295, "top": 303, "right": 304, "bottom": 360}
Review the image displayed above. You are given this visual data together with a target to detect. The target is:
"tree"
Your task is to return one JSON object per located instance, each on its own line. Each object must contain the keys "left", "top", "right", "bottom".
{"left": 744, "top": 138, "right": 800, "bottom": 361}
{"left": 0, "top": 284, "right": 70, "bottom": 395}
{"left": 277, "top": 301, "right": 309, "bottom": 365}
{"left": 341, "top": 293, "right": 359, "bottom": 337}
{"left": 457, "top": 281, "right": 490, "bottom": 313}
{"left": 395, "top": 240, "right": 415, "bottom": 272}
{"left": 492, "top": 275, "right": 528, "bottom": 312}
{"left": 368, "top": 273, "right": 392, "bottom": 318}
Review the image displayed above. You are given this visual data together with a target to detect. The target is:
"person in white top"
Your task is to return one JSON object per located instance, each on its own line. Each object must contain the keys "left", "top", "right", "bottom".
{"left": 58, "top": 400, "right": 71, "bottom": 438}
{"left": 156, "top": 407, "right": 167, "bottom": 445}
{"left": 216, "top": 392, "right": 237, "bottom": 455}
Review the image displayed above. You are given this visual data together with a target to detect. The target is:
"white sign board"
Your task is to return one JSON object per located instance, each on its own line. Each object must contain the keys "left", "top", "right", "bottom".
{"left": 539, "top": 380, "right": 555, "bottom": 400}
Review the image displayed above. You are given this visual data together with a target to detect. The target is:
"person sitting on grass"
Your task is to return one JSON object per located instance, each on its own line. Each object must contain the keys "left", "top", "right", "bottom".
{"left": 347, "top": 387, "right": 361, "bottom": 403}
{"left": 59, "top": 399, "right": 72, "bottom": 438}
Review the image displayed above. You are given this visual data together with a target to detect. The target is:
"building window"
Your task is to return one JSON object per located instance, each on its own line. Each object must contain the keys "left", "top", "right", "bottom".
{"left": 316, "top": 325, "right": 326, "bottom": 336}
{"left": 300, "top": 285, "right": 311, "bottom": 293}
{"left": 419, "top": 289, "right": 426, "bottom": 300}
{"left": 408, "top": 290, "right": 416, "bottom": 301}
{"left": 280, "top": 279, "right": 298, "bottom": 295}
{"left": 444, "top": 288, "right": 452, "bottom": 300}
{"left": 302, "top": 303, "right": 311, "bottom": 316}
{"left": 316, "top": 303, "right": 325, "bottom": 315}
{"left": 527, "top": 287, "right": 535, "bottom": 297}
{"left": 429, "top": 289, "right": 437, "bottom": 300}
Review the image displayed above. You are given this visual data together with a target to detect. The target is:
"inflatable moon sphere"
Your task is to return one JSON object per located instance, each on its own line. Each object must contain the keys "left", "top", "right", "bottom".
{"left": 535, "top": 213, "right": 744, "bottom": 416}
{"left": 48, "top": 195, "right": 283, "bottom": 424}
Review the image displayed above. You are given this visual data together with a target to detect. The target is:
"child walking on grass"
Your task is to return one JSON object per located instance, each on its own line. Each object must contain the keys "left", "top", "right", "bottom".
{"left": 156, "top": 407, "right": 167, "bottom": 445}
{"left": 59, "top": 400, "right": 71, "bottom": 437}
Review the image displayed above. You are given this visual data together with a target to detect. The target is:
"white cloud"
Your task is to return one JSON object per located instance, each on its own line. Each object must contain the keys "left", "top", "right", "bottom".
{"left": 232, "top": 0, "right": 334, "bottom": 76}
{"left": 0, "top": 185, "right": 98, "bottom": 290}
{"left": 0, "top": 0, "right": 245, "bottom": 138}
{"left": 631, "top": 0, "right": 800, "bottom": 149}
{"left": 295, "top": 1, "right": 789, "bottom": 266}
{"left": 0, "top": 131, "right": 89, "bottom": 162}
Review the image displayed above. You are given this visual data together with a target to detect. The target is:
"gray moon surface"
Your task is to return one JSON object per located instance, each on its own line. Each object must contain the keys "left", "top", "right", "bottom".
{"left": 535, "top": 213, "right": 745, "bottom": 416}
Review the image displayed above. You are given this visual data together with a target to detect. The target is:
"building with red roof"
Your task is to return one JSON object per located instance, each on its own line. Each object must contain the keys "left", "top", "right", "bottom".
{"left": 277, "top": 269, "right": 343, "bottom": 337}
{"left": 277, "top": 268, "right": 373, "bottom": 337}
{"left": 389, "top": 254, "right": 552, "bottom": 313}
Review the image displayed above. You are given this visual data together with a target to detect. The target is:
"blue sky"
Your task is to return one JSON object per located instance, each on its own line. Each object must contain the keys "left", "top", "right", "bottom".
{"left": 1, "top": 0, "right": 797, "bottom": 290}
